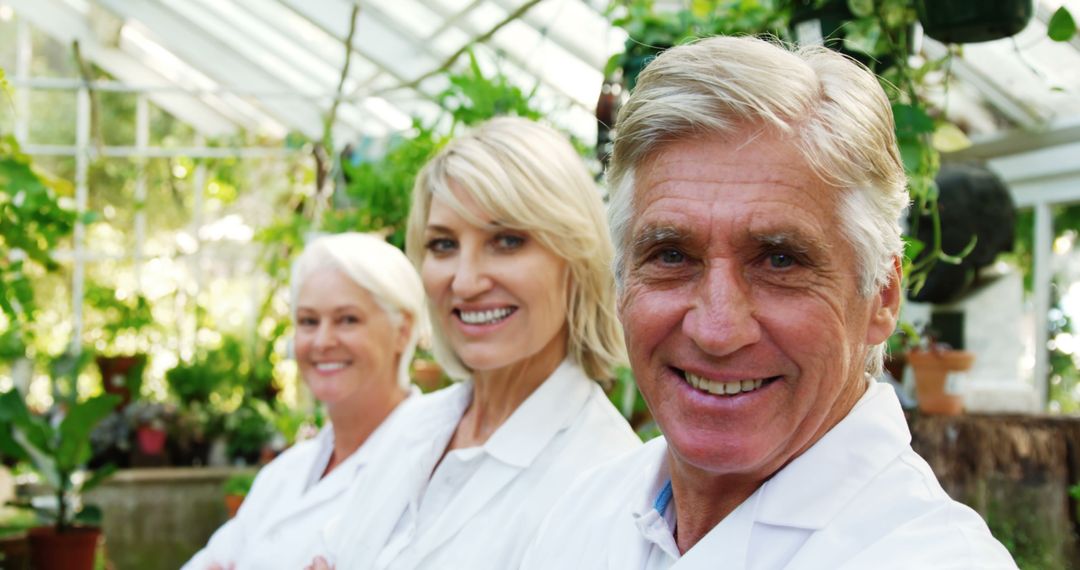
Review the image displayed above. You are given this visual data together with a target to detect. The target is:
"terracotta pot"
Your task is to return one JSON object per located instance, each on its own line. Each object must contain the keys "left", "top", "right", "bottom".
{"left": 136, "top": 426, "right": 168, "bottom": 455}
{"left": 225, "top": 494, "right": 245, "bottom": 518}
{"left": 96, "top": 354, "right": 147, "bottom": 408}
{"left": 0, "top": 532, "right": 30, "bottom": 570}
{"left": 907, "top": 349, "right": 975, "bottom": 415}
{"left": 27, "top": 526, "right": 100, "bottom": 570}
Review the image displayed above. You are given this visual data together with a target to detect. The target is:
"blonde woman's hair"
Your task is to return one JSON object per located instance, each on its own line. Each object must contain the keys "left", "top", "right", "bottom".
{"left": 406, "top": 117, "right": 626, "bottom": 382}
{"left": 291, "top": 232, "right": 429, "bottom": 389}
{"left": 607, "top": 36, "right": 909, "bottom": 377}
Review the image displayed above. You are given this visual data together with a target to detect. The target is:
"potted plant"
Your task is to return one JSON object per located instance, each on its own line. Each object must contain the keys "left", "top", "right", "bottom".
{"left": 0, "top": 390, "right": 121, "bottom": 570}
{"left": 222, "top": 471, "right": 257, "bottom": 518}
{"left": 223, "top": 401, "right": 275, "bottom": 466}
{"left": 125, "top": 401, "right": 172, "bottom": 457}
{"left": 84, "top": 283, "right": 155, "bottom": 408}
{"left": 903, "top": 325, "right": 975, "bottom": 416}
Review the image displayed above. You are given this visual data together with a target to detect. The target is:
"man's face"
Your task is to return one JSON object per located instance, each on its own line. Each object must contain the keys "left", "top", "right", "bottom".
{"left": 619, "top": 132, "right": 898, "bottom": 482}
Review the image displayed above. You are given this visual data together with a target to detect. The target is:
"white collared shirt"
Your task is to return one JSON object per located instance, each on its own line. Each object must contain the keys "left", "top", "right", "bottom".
{"left": 182, "top": 393, "right": 416, "bottom": 570}
{"left": 521, "top": 380, "right": 1017, "bottom": 570}
{"left": 321, "top": 359, "right": 642, "bottom": 570}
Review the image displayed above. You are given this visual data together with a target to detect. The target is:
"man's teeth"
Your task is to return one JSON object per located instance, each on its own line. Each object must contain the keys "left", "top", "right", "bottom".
{"left": 684, "top": 372, "right": 765, "bottom": 396}
{"left": 315, "top": 362, "right": 347, "bottom": 372}
{"left": 459, "top": 307, "right": 513, "bottom": 325}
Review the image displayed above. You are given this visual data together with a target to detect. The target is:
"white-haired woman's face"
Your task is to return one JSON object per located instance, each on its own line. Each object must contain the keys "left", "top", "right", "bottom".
{"left": 420, "top": 189, "right": 570, "bottom": 373}
{"left": 294, "top": 267, "right": 409, "bottom": 410}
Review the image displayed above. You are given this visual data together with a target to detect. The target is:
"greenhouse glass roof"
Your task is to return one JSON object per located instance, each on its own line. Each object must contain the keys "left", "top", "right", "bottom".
{"left": 3, "top": 0, "right": 624, "bottom": 143}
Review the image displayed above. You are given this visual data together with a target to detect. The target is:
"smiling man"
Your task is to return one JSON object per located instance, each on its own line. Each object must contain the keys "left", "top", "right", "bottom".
{"left": 520, "top": 36, "right": 1015, "bottom": 569}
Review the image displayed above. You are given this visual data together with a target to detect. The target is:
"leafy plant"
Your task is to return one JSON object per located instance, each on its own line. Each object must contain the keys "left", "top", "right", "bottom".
{"left": 165, "top": 337, "right": 244, "bottom": 406}
{"left": 223, "top": 401, "right": 275, "bottom": 465}
{"left": 223, "top": 471, "right": 257, "bottom": 497}
{"left": 83, "top": 283, "right": 156, "bottom": 352}
{"left": 0, "top": 135, "right": 77, "bottom": 333}
{"left": 607, "top": 0, "right": 789, "bottom": 89}
{"left": 0, "top": 391, "right": 121, "bottom": 532}
{"left": 438, "top": 50, "right": 542, "bottom": 128}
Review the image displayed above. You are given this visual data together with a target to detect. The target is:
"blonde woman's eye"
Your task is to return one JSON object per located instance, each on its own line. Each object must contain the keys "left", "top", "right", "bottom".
{"left": 425, "top": 238, "right": 456, "bottom": 254}
{"left": 494, "top": 234, "right": 525, "bottom": 250}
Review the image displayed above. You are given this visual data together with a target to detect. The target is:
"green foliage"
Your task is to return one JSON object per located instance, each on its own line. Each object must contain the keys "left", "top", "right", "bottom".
{"left": 165, "top": 335, "right": 247, "bottom": 406}
{"left": 607, "top": 366, "right": 662, "bottom": 441}
{"left": 0, "top": 390, "right": 121, "bottom": 532}
{"left": 325, "top": 123, "right": 443, "bottom": 249}
{"left": 438, "top": 51, "right": 542, "bottom": 128}
{"left": 83, "top": 283, "right": 155, "bottom": 351}
{"left": 1048, "top": 6, "right": 1077, "bottom": 42}
{"left": 0, "top": 135, "right": 77, "bottom": 332}
{"left": 223, "top": 400, "right": 275, "bottom": 463}
{"left": 223, "top": 471, "right": 257, "bottom": 497}
{"left": 607, "top": 0, "right": 789, "bottom": 87}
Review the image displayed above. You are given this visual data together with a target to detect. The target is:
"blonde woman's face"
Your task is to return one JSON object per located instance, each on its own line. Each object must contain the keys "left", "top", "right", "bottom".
{"left": 420, "top": 190, "right": 570, "bottom": 374}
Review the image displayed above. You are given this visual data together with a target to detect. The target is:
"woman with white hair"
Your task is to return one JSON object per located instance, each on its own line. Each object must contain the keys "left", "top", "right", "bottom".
{"left": 184, "top": 232, "right": 426, "bottom": 570}
{"left": 310, "top": 117, "right": 641, "bottom": 569}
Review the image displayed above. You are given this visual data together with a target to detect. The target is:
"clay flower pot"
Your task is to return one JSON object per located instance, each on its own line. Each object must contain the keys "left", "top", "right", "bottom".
{"left": 225, "top": 494, "right": 245, "bottom": 518}
{"left": 28, "top": 526, "right": 100, "bottom": 570}
{"left": 136, "top": 425, "right": 168, "bottom": 455}
{"left": 907, "top": 349, "right": 975, "bottom": 415}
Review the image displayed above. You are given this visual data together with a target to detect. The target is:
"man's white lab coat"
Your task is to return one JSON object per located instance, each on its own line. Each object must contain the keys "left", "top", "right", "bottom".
{"left": 521, "top": 380, "right": 1017, "bottom": 569}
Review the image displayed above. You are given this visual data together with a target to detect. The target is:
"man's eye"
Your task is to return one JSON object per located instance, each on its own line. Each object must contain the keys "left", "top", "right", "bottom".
{"left": 339, "top": 315, "right": 361, "bottom": 325}
{"left": 426, "top": 238, "right": 456, "bottom": 253}
{"left": 656, "top": 249, "right": 685, "bottom": 265}
{"left": 768, "top": 253, "right": 796, "bottom": 268}
{"left": 297, "top": 317, "right": 317, "bottom": 327}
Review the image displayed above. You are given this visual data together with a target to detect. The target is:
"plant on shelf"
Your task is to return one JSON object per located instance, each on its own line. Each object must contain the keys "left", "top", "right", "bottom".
{"left": 898, "top": 322, "right": 975, "bottom": 416}
{"left": 222, "top": 471, "right": 257, "bottom": 519}
{"left": 84, "top": 283, "right": 155, "bottom": 407}
{"left": 0, "top": 390, "right": 120, "bottom": 570}
{"left": 124, "top": 401, "right": 173, "bottom": 457}
{"left": 222, "top": 400, "right": 275, "bottom": 466}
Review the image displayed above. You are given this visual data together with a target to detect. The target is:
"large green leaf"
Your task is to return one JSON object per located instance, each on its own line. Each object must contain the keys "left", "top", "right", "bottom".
{"left": 1048, "top": 7, "right": 1077, "bottom": 42}
{"left": 0, "top": 390, "right": 52, "bottom": 454}
{"left": 56, "top": 394, "right": 120, "bottom": 472}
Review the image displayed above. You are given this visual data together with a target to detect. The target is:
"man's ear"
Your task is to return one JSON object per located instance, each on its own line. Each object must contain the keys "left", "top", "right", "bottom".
{"left": 866, "top": 256, "right": 903, "bottom": 345}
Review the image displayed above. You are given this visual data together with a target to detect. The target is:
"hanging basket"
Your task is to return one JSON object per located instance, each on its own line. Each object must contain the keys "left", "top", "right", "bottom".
{"left": 917, "top": 0, "right": 1034, "bottom": 44}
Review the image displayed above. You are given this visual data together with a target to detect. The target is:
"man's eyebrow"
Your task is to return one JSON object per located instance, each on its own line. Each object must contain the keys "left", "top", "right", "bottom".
{"left": 752, "top": 230, "right": 826, "bottom": 254}
{"left": 630, "top": 225, "right": 688, "bottom": 254}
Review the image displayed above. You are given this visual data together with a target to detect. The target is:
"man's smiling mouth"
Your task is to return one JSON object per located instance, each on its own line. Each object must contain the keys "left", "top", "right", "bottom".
{"left": 678, "top": 369, "right": 780, "bottom": 396}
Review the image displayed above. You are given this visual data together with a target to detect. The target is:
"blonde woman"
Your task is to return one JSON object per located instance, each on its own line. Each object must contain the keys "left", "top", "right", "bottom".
{"left": 312, "top": 117, "right": 640, "bottom": 569}
{"left": 185, "top": 233, "right": 425, "bottom": 570}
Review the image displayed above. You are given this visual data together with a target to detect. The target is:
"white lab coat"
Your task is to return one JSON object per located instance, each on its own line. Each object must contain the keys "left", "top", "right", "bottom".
{"left": 521, "top": 379, "right": 1017, "bottom": 570}
{"left": 319, "top": 359, "right": 642, "bottom": 570}
{"left": 182, "top": 396, "right": 415, "bottom": 570}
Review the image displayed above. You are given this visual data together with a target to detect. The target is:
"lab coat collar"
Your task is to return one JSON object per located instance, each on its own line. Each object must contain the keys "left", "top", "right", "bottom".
{"left": 755, "top": 380, "right": 911, "bottom": 529}
{"left": 482, "top": 359, "right": 594, "bottom": 468}
{"left": 629, "top": 438, "right": 679, "bottom": 559}
{"left": 257, "top": 393, "right": 418, "bottom": 535}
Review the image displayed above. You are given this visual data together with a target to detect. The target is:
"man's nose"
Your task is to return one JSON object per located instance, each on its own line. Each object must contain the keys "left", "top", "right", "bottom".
{"left": 450, "top": 251, "right": 494, "bottom": 299}
{"left": 682, "top": 263, "right": 761, "bottom": 357}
